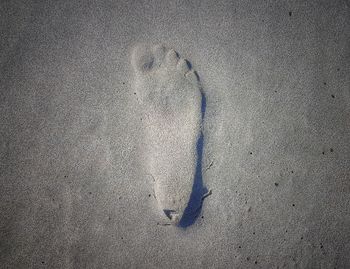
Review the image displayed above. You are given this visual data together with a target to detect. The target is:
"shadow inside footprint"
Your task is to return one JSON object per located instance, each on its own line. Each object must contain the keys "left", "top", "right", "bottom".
{"left": 178, "top": 90, "right": 207, "bottom": 228}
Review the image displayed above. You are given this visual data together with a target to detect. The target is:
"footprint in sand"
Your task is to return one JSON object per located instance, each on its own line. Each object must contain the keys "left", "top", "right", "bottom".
{"left": 131, "top": 44, "right": 209, "bottom": 227}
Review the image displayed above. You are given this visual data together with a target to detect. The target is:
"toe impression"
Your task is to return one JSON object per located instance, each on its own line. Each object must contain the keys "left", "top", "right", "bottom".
{"left": 185, "top": 70, "right": 200, "bottom": 85}
{"left": 165, "top": 49, "right": 179, "bottom": 66}
{"left": 177, "top": 59, "right": 190, "bottom": 74}
{"left": 152, "top": 44, "right": 166, "bottom": 68}
{"left": 131, "top": 44, "right": 155, "bottom": 73}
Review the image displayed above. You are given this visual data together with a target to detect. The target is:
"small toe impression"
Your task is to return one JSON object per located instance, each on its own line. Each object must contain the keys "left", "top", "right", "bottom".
{"left": 163, "top": 209, "right": 180, "bottom": 224}
{"left": 131, "top": 44, "right": 155, "bottom": 73}
{"left": 185, "top": 70, "right": 200, "bottom": 85}
{"left": 177, "top": 59, "right": 190, "bottom": 74}
{"left": 165, "top": 49, "right": 179, "bottom": 66}
{"left": 152, "top": 44, "right": 167, "bottom": 68}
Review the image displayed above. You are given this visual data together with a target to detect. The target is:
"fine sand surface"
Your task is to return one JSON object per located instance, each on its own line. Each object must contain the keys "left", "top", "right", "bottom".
{"left": 1, "top": 0, "right": 350, "bottom": 268}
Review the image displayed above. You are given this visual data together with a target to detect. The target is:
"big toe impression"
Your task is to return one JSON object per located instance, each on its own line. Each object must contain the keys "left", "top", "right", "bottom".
{"left": 131, "top": 44, "right": 155, "bottom": 73}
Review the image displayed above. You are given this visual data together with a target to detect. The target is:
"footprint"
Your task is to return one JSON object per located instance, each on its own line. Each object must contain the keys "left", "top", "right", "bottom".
{"left": 131, "top": 44, "right": 207, "bottom": 226}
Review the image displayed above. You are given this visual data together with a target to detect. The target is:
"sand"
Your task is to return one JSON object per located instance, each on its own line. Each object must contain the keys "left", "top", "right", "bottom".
{"left": 0, "top": 0, "right": 350, "bottom": 268}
